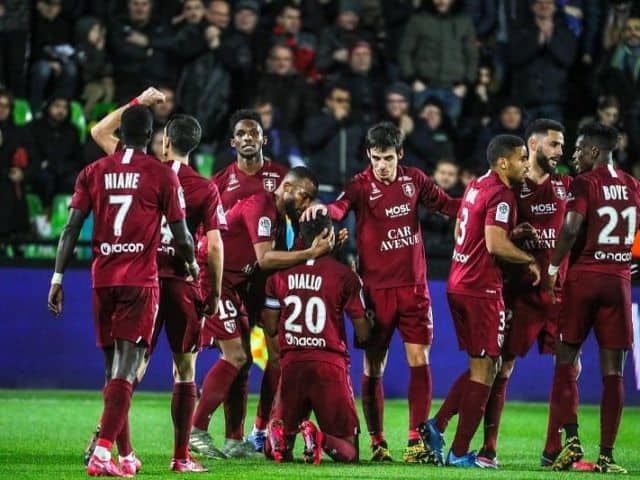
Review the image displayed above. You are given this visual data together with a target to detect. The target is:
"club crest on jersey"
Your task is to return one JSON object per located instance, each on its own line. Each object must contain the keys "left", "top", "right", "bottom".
{"left": 553, "top": 185, "right": 567, "bottom": 200}
{"left": 223, "top": 319, "right": 236, "bottom": 334}
{"left": 229, "top": 173, "right": 239, "bottom": 185}
{"left": 263, "top": 178, "right": 277, "bottom": 192}
{"left": 402, "top": 183, "right": 415, "bottom": 198}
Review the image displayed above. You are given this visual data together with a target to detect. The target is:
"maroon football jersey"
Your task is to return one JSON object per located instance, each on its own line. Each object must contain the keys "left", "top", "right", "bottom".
{"left": 566, "top": 164, "right": 640, "bottom": 279}
{"left": 448, "top": 170, "right": 517, "bottom": 298}
{"left": 221, "top": 191, "right": 281, "bottom": 288}
{"left": 511, "top": 174, "right": 573, "bottom": 289}
{"left": 70, "top": 148, "right": 185, "bottom": 288}
{"left": 213, "top": 159, "right": 288, "bottom": 211}
{"left": 157, "top": 161, "right": 227, "bottom": 280}
{"left": 327, "top": 165, "right": 459, "bottom": 289}
{"left": 265, "top": 255, "right": 366, "bottom": 367}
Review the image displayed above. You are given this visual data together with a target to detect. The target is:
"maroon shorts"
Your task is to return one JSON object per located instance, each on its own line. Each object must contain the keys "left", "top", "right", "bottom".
{"left": 149, "top": 278, "right": 203, "bottom": 354}
{"left": 272, "top": 360, "right": 359, "bottom": 438}
{"left": 239, "top": 272, "right": 268, "bottom": 327}
{"left": 365, "top": 284, "right": 433, "bottom": 350}
{"left": 200, "top": 284, "right": 250, "bottom": 348}
{"left": 559, "top": 270, "right": 632, "bottom": 349}
{"left": 93, "top": 286, "right": 159, "bottom": 348}
{"left": 503, "top": 289, "right": 559, "bottom": 358}
{"left": 447, "top": 292, "right": 505, "bottom": 358}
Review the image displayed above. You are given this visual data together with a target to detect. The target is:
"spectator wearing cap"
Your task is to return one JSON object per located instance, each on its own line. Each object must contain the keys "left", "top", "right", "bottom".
{"left": 398, "top": 0, "right": 478, "bottom": 123}
{"left": 332, "top": 40, "right": 385, "bottom": 124}
{"left": 315, "top": 0, "right": 373, "bottom": 75}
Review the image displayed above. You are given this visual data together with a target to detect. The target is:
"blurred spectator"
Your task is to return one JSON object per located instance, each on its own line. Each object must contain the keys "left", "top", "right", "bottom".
{"left": 333, "top": 41, "right": 384, "bottom": 125}
{"left": 465, "top": 0, "right": 497, "bottom": 42}
{"left": 0, "top": 0, "right": 30, "bottom": 97}
{"left": 30, "top": 96, "right": 83, "bottom": 208}
{"left": 507, "top": 0, "right": 577, "bottom": 122}
{"left": 380, "top": 0, "right": 414, "bottom": 79}
{"left": 409, "top": 97, "right": 456, "bottom": 172}
{"left": 206, "top": 0, "right": 231, "bottom": 30}
{"left": 461, "top": 62, "right": 498, "bottom": 129}
{"left": 315, "top": 0, "right": 372, "bottom": 75}
{"left": 557, "top": 0, "right": 602, "bottom": 65}
{"left": 150, "top": 128, "right": 165, "bottom": 159}
{"left": 151, "top": 86, "right": 177, "bottom": 130}
{"left": 255, "top": 98, "right": 304, "bottom": 168}
{"left": 302, "top": 83, "right": 365, "bottom": 193}
{"left": 0, "top": 89, "right": 38, "bottom": 164}
{"left": 603, "top": 0, "right": 633, "bottom": 51}
{"left": 29, "top": 0, "right": 78, "bottom": 113}
{"left": 399, "top": 0, "right": 478, "bottom": 123}
{"left": 269, "top": 3, "right": 318, "bottom": 80}
{"left": 255, "top": 44, "right": 317, "bottom": 135}
{"left": 75, "top": 17, "right": 114, "bottom": 118}
{"left": 176, "top": 25, "right": 231, "bottom": 143}
{"left": 108, "top": 0, "right": 176, "bottom": 101}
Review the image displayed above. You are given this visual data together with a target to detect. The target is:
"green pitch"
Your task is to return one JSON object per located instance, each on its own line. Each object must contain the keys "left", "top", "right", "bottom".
{"left": 1, "top": 390, "right": 639, "bottom": 479}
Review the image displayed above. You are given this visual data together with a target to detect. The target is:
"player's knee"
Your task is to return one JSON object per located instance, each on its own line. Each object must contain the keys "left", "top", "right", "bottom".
{"left": 228, "top": 350, "right": 248, "bottom": 369}
{"left": 173, "top": 356, "right": 195, "bottom": 382}
{"left": 500, "top": 358, "right": 515, "bottom": 378}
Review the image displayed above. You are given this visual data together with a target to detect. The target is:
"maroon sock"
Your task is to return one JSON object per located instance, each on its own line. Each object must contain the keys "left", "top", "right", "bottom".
{"left": 99, "top": 379, "right": 133, "bottom": 444}
{"left": 361, "top": 375, "right": 384, "bottom": 441}
{"left": 323, "top": 434, "right": 358, "bottom": 463}
{"left": 172, "top": 382, "right": 197, "bottom": 459}
{"left": 224, "top": 368, "right": 248, "bottom": 440}
{"left": 115, "top": 417, "right": 132, "bottom": 456}
{"left": 435, "top": 370, "right": 469, "bottom": 432}
{"left": 192, "top": 360, "right": 239, "bottom": 431}
{"left": 550, "top": 363, "right": 579, "bottom": 432}
{"left": 408, "top": 365, "right": 432, "bottom": 434}
{"left": 255, "top": 361, "right": 280, "bottom": 430}
{"left": 451, "top": 380, "right": 491, "bottom": 457}
{"left": 482, "top": 376, "right": 508, "bottom": 455}
{"left": 543, "top": 386, "right": 563, "bottom": 454}
{"left": 601, "top": 375, "right": 624, "bottom": 449}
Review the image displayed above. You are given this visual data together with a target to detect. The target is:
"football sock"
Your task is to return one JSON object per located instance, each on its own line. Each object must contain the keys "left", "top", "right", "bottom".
{"left": 255, "top": 361, "right": 280, "bottom": 430}
{"left": 224, "top": 367, "right": 248, "bottom": 440}
{"left": 601, "top": 374, "right": 624, "bottom": 450}
{"left": 99, "top": 379, "right": 133, "bottom": 446}
{"left": 324, "top": 434, "right": 358, "bottom": 463}
{"left": 408, "top": 365, "right": 431, "bottom": 438}
{"left": 600, "top": 447, "right": 613, "bottom": 458}
{"left": 172, "top": 381, "right": 197, "bottom": 459}
{"left": 361, "top": 375, "right": 384, "bottom": 443}
{"left": 482, "top": 375, "right": 509, "bottom": 455}
{"left": 115, "top": 417, "right": 132, "bottom": 457}
{"left": 451, "top": 380, "right": 491, "bottom": 457}
{"left": 192, "top": 360, "right": 239, "bottom": 431}
{"left": 543, "top": 385, "right": 563, "bottom": 455}
{"left": 435, "top": 370, "right": 469, "bottom": 432}
{"left": 550, "top": 363, "right": 579, "bottom": 434}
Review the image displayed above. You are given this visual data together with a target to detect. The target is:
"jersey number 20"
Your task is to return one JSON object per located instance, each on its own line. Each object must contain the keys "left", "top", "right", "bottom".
{"left": 283, "top": 295, "right": 326, "bottom": 334}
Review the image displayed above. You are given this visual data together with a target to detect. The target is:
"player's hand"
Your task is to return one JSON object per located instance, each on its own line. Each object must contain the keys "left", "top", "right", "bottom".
{"left": 186, "top": 261, "right": 200, "bottom": 281}
{"left": 136, "top": 87, "right": 166, "bottom": 106}
{"left": 310, "top": 228, "right": 334, "bottom": 257}
{"left": 300, "top": 204, "right": 328, "bottom": 222}
{"left": 541, "top": 271, "right": 558, "bottom": 303}
{"left": 336, "top": 227, "right": 349, "bottom": 248}
{"left": 48, "top": 284, "right": 64, "bottom": 317}
{"left": 528, "top": 262, "right": 541, "bottom": 287}
{"left": 204, "top": 295, "right": 220, "bottom": 317}
{"left": 511, "top": 222, "right": 538, "bottom": 241}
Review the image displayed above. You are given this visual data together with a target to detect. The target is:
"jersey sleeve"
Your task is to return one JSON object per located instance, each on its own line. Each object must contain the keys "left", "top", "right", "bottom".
{"left": 485, "top": 187, "right": 515, "bottom": 231}
{"left": 264, "top": 275, "right": 281, "bottom": 309}
{"left": 417, "top": 170, "right": 460, "bottom": 217}
{"left": 328, "top": 178, "right": 359, "bottom": 221}
{"left": 203, "top": 182, "right": 228, "bottom": 232}
{"left": 161, "top": 168, "right": 186, "bottom": 223}
{"left": 69, "top": 168, "right": 92, "bottom": 214}
{"left": 244, "top": 196, "right": 278, "bottom": 245}
{"left": 343, "top": 270, "right": 366, "bottom": 320}
{"left": 566, "top": 175, "right": 589, "bottom": 217}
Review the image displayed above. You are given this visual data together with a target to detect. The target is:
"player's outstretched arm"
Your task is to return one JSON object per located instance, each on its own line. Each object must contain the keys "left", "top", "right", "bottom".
{"left": 48, "top": 208, "right": 88, "bottom": 316}
{"left": 254, "top": 228, "right": 334, "bottom": 270}
{"left": 90, "top": 87, "right": 166, "bottom": 155}
{"left": 205, "top": 229, "right": 224, "bottom": 317}
{"left": 485, "top": 225, "right": 540, "bottom": 286}
{"left": 261, "top": 307, "right": 280, "bottom": 337}
{"left": 168, "top": 219, "right": 198, "bottom": 278}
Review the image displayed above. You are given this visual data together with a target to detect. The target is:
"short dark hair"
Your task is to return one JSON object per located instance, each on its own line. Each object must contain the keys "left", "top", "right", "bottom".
{"left": 435, "top": 157, "right": 460, "bottom": 170}
{"left": 166, "top": 114, "right": 201, "bottom": 155}
{"left": 286, "top": 166, "right": 319, "bottom": 191}
{"left": 486, "top": 134, "right": 525, "bottom": 166}
{"left": 300, "top": 212, "right": 333, "bottom": 249}
{"left": 228, "top": 109, "right": 263, "bottom": 137}
{"left": 524, "top": 118, "right": 565, "bottom": 140}
{"left": 578, "top": 122, "right": 619, "bottom": 151}
{"left": 365, "top": 122, "right": 403, "bottom": 152}
{"left": 121, "top": 105, "right": 153, "bottom": 147}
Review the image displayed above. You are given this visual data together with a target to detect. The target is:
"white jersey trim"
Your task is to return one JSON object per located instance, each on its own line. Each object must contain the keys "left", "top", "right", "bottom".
{"left": 171, "top": 160, "right": 181, "bottom": 174}
{"left": 264, "top": 297, "right": 280, "bottom": 309}
{"left": 608, "top": 164, "right": 618, "bottom": 178}
{"left": 122, "top": 148, "right": 133, "bottom": 164}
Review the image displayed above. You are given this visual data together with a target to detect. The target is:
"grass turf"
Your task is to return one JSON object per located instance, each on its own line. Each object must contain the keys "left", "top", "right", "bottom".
{"left": 0, "top": 390, "right": 639, "bottom": 479}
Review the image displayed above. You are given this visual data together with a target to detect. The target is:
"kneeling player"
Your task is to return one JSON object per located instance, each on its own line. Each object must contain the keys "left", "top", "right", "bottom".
{"left": 262, "top": 214, "right": 371, "bottom": 463}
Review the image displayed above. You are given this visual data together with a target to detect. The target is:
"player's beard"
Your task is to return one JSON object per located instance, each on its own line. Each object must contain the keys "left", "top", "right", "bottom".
{"left": 536, "top": 149, "right": 556, "bottom": 175}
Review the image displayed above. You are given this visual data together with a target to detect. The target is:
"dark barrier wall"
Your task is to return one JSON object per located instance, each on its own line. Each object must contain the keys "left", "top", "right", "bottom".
{"left": 1, "top": 267, "right": 638, "bottom": 405}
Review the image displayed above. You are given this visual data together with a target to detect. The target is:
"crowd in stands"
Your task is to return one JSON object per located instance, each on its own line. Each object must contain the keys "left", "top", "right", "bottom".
{"left": 1, "top": 0, "right": 639, "bottom": 257}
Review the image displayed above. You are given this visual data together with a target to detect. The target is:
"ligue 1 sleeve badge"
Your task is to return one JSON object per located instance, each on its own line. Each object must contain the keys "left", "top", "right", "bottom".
{"left": 402, "top": 183, "right": 415, "bottom": 198}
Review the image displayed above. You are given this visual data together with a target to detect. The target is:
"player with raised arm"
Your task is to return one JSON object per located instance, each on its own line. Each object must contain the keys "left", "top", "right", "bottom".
{"left": 302, "top": 122, "right": 460, "bottom": 463}
{"left": 542, "top": 123, "right": 638, "bottom": 473}
{"left": 262, "top": 213, "right": 372, "bottom": 464}
{"left": 189, "top": 167, "right": 334, "bottom": 459}
{"left": 420, "top": 134, "right": 540, "bottom": 468}
{"left": 48, "top": 104, "right": 197, "bottom": 477}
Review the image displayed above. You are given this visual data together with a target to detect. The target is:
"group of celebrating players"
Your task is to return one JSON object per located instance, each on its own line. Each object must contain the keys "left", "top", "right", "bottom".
{"left": 47, "top": 86, "right": 637, "bottom": 477}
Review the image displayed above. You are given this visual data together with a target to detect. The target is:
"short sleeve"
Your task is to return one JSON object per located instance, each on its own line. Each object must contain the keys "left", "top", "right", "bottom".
{"left": 161, "top": 168, "right": 186, "bottom": 223}
{"left": 244, "top": 195, "right": 278, "bottom": 245}
{"left": 203, "top": 182, "right": 228, "bottom": 232}
{"left": 328, "top": 178, "right": 359, "bottom": 221}
{"left": 566, "top": 176, "right": 589, "bottom": 217}
{"left": 485, "top": 188, "right": 515, "bottom": 231}
{"left": 343, "top": 270, "right": 366, "bottom": 320}
{"left": 417, "top": 169, "right": 460, "bottom": 217}
{"left": 264, "top": 275, "right": 281, "bottom": 309}
{"left": 69, "top": 168, "right": 92, "bottom": 214}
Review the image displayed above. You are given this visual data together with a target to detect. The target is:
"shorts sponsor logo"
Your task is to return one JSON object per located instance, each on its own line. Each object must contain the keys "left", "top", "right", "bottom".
{"left": 496, "top": 202, "right": 510, "bottom": 222}
{"left": 100, "top": 242, "right": 144, "bottom": 255}
{"left": 284, "top": 332, "right": 327, "bottom": 348}
{"left": 594, "top": 250, "right": 632, "bottom": 262}
{"left": 385, "top": 203, "right": 411, "bottom": 218}
{"left": 223, "top": 319, "right": 236, "bottom": 333}
{"left": 452, "top": 250, "right": 470, "bottom": 263}
{"left": 263, "top": 178, "right": 277, "bottom": 192}
{"left": 402, "top": 183, "right": 415, "bottom": 198}
{"left": 258, "top": 216, "right": 272, "bottom": 237}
